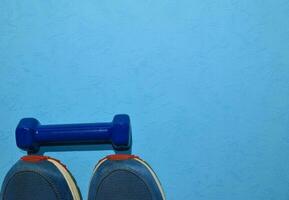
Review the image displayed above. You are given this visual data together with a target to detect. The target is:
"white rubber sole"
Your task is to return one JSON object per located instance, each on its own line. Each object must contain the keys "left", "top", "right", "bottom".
{"left": 47, "top": 159, "right": 81, "bottom": 200}
{"left": 133, "top": 158, "right": 166, "bottom": 200}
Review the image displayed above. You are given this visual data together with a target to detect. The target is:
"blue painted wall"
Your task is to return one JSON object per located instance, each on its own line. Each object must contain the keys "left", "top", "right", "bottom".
{"left": 0, "top": 0, "right": 289, "bottom": 199}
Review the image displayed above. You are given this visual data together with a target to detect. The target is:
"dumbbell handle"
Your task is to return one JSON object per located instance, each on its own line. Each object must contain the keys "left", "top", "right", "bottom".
{"left": 36, "top": 122, "right": 113, "bottom": 144}
{"left": 16, "top": 114, "right": 131, "bottom": 153}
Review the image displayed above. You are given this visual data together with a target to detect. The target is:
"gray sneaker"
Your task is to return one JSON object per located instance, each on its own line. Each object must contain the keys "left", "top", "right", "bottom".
{"left": 1, "top": 155, "right": 81, "bottom": 200}
{"left": 88, "top": 154, "right": 165, "bottom": 200}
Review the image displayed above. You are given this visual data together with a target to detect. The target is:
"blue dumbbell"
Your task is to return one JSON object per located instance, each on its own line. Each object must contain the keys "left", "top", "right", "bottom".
{"left": 16, "top": 114, "right": 131, "bottom": 153}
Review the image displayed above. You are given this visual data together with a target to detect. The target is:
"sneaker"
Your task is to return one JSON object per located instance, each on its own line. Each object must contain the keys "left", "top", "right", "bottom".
{"left": 88, "top": 154, "right": 165, "bottom": 200}
{"left": 1, "top": 155, "right": 81, "bottom": 200}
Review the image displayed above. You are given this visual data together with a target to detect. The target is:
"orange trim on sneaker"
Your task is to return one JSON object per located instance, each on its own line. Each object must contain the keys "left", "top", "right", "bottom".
{"left": 106, "top": 154, "right": 139, "bottom": 161}
{"left": 21, "top": 155, "right": 67, "bottom": 169}
{"left": 21, "top": 155, "right": 49, "bottom": 162}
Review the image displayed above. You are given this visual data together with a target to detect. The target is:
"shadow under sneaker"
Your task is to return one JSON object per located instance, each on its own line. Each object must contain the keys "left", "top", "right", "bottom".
{"left": 1, "top": 155, "right": 81, "bottom": 200}
{"left": 88, "top": 154, "right": 165, "bottom": 200}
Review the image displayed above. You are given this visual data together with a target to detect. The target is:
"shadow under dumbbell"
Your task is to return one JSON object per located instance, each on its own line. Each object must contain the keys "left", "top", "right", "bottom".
{"left": 32, "top": 143, "right": 132, "bottom": 155}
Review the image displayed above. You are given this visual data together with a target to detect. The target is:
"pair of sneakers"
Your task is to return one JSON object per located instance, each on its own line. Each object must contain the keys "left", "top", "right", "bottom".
{"left": 1, "top": 154, "right": 165, "bottom": 200}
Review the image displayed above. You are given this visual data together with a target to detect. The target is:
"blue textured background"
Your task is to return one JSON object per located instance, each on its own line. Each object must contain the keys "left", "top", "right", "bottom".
{"left": 1, "top": 0, "right": 289, "bottom": 199}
